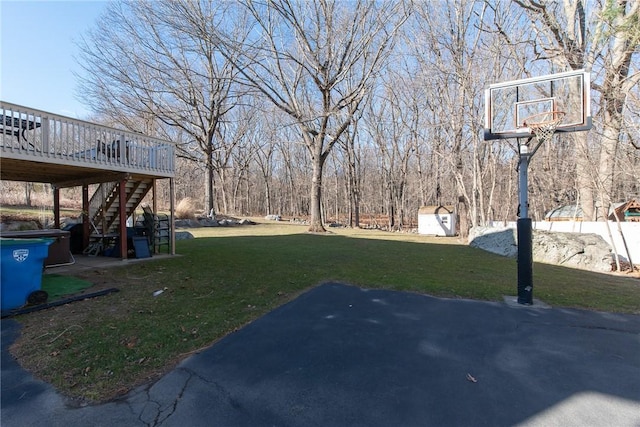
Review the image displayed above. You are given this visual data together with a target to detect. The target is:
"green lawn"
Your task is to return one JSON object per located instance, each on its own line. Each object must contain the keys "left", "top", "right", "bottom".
{"left": 10, "top": 221, "right": 640, "bottom": 402}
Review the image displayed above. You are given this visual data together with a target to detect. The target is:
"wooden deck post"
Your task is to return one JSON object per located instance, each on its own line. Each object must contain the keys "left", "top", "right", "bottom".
{"left": 119, "top": 178, "right": 128, "bottom": 259}
{"left": 53, "top": 186, "right": 60, "bottom": 229}
{"left": 82, "top": 185, "right": 90, "bottom": 250}
{"left": 170, "top": 177, "right": 175, "bottom": 255}
{"left": 152, "top": 179, "right": 157, "bottom": 213}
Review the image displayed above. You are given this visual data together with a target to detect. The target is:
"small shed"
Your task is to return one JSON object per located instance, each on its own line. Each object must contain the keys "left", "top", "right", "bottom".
{"left": 418, "top": 205, "right": 456, "bottom": 236}
{"left": 610, "top": 199, "right": 640, "bottom": 222}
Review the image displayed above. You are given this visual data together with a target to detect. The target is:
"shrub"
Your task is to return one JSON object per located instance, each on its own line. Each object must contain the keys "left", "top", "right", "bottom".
{"left": 175, "top": 197, "right": 197, "bottom": 219}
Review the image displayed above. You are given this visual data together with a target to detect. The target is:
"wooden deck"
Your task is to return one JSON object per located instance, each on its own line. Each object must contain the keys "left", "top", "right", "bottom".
{"left": 1, "top": 102, "right": 174, "bottom": 186}
{"left": 1, "top": 101, "right": 177, "bottom": 258}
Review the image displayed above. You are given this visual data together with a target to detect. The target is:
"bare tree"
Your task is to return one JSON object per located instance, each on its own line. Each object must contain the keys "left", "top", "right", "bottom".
{"left": 276, "top": 127, "right": 310, "bottom": 217}
{"left": 363, "top": 74, "right": 419, "bottom": 230}
{"left": 76, "top": 0, "right": 251, "bottom": 215}
{"left": 338, "top": 109, "right": 364, "bottom": 228}
{"left": 411, "top": 0, "right": 489, "bottom": 237}
{"left": 508, "top": 0, "right": 640, "bottom": 219}
{"left": 220, "top": 0, "right": 409, "bottom": 232}
{"left": 251, "top": 106, "right": 284, "bottom": 216}
{"left": 590, "top": 0, "right": 639, "bottom": 217}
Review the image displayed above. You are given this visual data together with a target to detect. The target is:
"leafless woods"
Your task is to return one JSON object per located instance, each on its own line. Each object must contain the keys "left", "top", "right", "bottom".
{"left": 66, "top": 0, "right": 640, "bottom": 232}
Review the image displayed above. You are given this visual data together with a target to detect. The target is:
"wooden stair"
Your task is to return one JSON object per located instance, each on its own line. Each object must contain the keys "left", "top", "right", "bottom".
{"left": 89, "top": 178, "right": 153, "bottom": 234}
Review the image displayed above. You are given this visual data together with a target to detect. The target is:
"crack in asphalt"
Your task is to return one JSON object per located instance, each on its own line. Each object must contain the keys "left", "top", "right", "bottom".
{"left": 138, "top": 367, "right": 244, "bottom": 426}
{"left": 137, "top": 386, "right": 158, "bottom": 427}
{"left": 183, "top": 367, "right": 244, "bottom": 411}
{"left": 113, "top": 366, "right": 245, "bottom": 427}
{"left": 153, "top": 370, "right": 194, "bottom": 426}
{"left": 134, "top": 369, "right": 193, "bottom": 427}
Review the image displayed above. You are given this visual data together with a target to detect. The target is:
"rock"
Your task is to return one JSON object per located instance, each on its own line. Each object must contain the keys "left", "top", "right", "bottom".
{"left": 265, "top": 214, "right": 281, "bottom": 221}
{"left": 469, "top": 226, "right": 518, "bottom": 257}
{"left": 289, "top": 218, "right": 309, "bottom": 225}
{"left": 533, "top": 230, "right": 612, "bottom": 272}
{"left": 173, "top": 216, "right": 256, "bottom": 228}
{"left": 469, "top": 226, "right": 612, "bottom": 272}
{"left": 175, "top": 231, "right": 194, "bottom": 240}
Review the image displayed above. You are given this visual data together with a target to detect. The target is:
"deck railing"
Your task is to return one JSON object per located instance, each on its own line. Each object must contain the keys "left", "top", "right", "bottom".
{"left": 0, "top": 102, "right": 175, "bottom": 177}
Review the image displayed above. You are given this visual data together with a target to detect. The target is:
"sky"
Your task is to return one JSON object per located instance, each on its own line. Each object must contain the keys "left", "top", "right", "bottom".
{"left": 0, "top": 0, "right": 109, "bottom": 119}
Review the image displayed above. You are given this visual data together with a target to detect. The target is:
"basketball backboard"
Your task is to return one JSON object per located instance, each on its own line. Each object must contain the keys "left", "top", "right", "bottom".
{"left": 484, "top": 70, "right": 591, "bottom": 140}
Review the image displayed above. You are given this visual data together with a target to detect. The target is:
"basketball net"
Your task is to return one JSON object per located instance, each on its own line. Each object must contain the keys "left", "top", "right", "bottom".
{"left": 523, "top": 111, "right": 566, "bottom": 145}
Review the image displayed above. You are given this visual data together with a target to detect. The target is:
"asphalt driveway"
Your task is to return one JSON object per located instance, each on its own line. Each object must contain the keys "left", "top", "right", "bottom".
{"left": 2, "top": 282, "right": 639, "bottom": 426}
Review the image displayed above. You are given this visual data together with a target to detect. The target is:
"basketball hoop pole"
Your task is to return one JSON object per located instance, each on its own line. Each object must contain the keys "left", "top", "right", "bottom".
{"left": 517, "top": 141, "right": 534, "bottom": 305}
{"left": 516, "top": 112, "right": 565, "bottom": 305}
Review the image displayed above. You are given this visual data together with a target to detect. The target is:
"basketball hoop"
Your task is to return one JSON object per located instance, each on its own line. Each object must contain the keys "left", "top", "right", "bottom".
{"left": 484, "top": 70, "right": 592, "bottom": 306}
{"left": 523, "top": 111, "right": 566, "bottom": 144}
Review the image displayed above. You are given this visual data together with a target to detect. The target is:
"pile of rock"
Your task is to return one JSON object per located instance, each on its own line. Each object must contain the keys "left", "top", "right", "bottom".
{"left": 175, "top": 216, "right": 255, "bottom": 228}
{"left": 289, "top": 218, "right": 309, "bottom": 225}
{"left": 469, "top": 226, "right": 613, "bottom": 272}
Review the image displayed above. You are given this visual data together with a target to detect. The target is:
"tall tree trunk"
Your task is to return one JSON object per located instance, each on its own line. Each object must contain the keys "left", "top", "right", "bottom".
{"left": 219, "top": 168, "right": 229, "bottom": 214}
{"left": 265, "top": 179, "right": 272, "bottom": 215}
{"left": 344, "top": 132, "right": 361, "bottom": 228}
{"left": 207, "top": 149, "right": 215, "bottom": 216}
{"left": 596, "top": 120, "right": 622, "bottom": 220}
{"left": 309, "top": 155, "right": 325, "bottom": 232}
{"left": 456, "top": 185, "right": 469, "bottom": 237}
{"left": 575, "top": 131, "right": 596, "bottom": 220}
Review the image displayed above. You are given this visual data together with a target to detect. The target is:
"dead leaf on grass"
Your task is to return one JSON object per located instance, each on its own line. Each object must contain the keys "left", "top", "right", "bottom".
{"left": 120, "top": 336, "right": 138, "bottom": 349}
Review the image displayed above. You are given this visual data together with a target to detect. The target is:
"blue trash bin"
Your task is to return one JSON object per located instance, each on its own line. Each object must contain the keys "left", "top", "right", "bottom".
{"left": 1, "top": 238, "right": 53, "bottom": 311}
